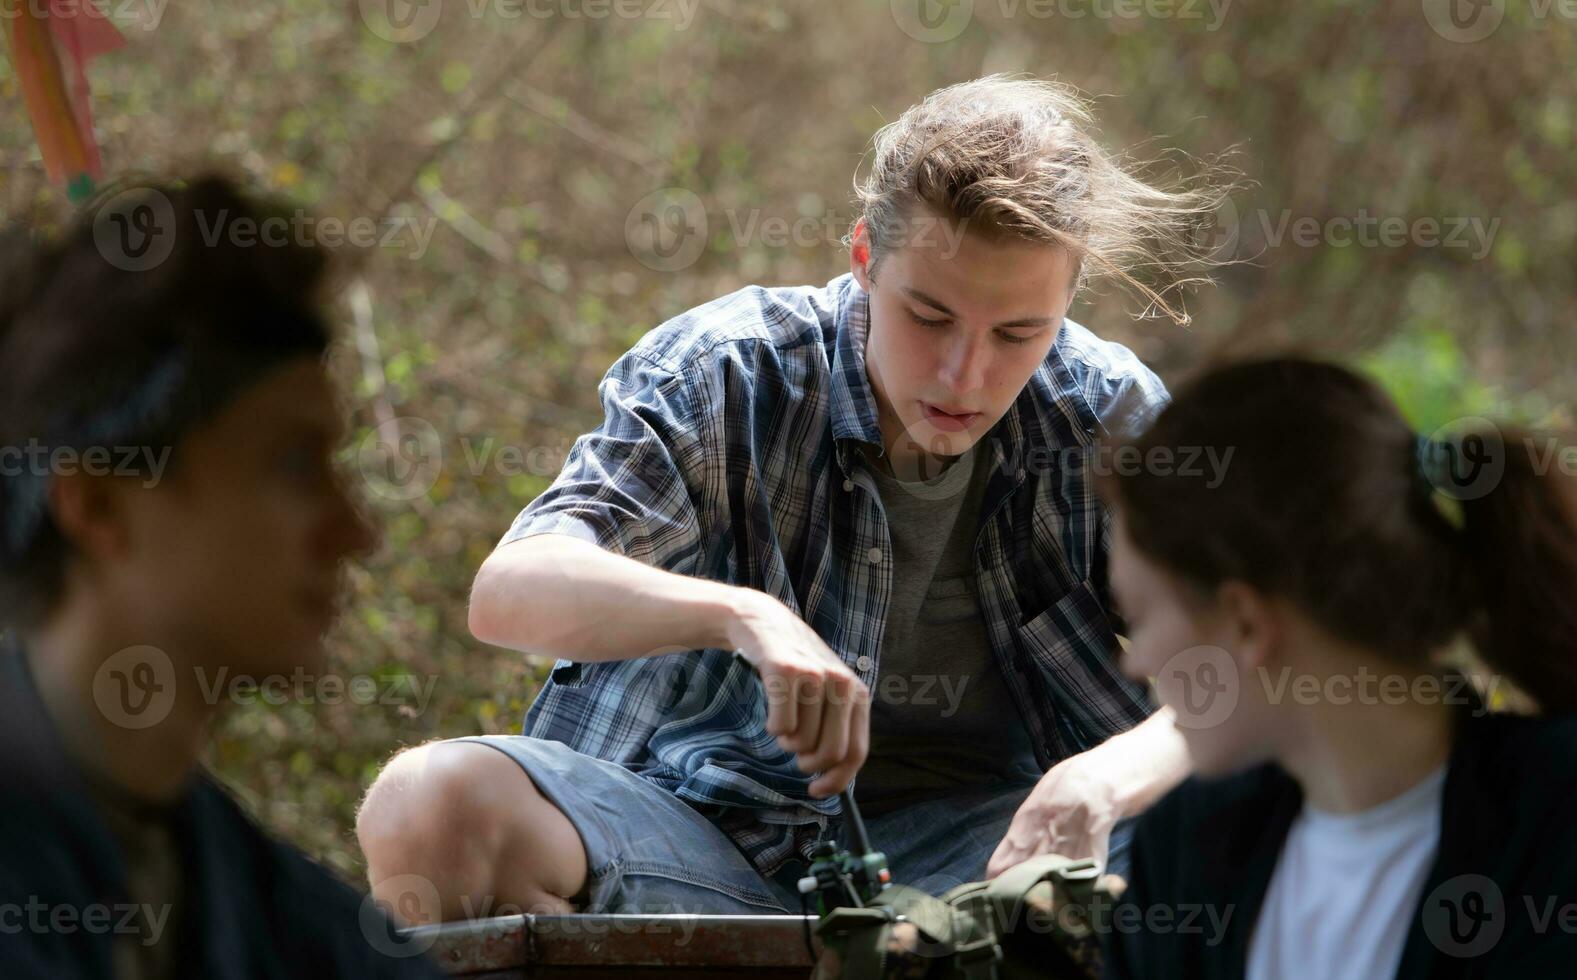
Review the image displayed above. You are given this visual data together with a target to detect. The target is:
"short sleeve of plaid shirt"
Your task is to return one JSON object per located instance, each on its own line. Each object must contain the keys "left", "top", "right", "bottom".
{"left": 498, "top": 349, "right": 711, "bottom": 573}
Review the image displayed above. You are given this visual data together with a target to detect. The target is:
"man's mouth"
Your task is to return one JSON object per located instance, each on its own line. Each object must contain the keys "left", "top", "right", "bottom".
{"left": 920, "top": 401, "right": 980, "bottom": 432}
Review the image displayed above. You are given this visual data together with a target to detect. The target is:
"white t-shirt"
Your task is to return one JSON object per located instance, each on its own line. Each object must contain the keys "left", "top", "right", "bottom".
{"left": 1246, "top": 764, "right": 1448, "bottom": 980}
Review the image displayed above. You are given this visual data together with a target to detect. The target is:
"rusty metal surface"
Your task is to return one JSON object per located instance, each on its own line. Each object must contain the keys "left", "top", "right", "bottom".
{"left": 408, "top": 913, "right": 820, "bottom": 976}
{"left": 522, "top": 970, "right": 809, "bottom": 979}
{"left": 533, "top": 914, "right": 819, "bottom": 968}
{"left": 411, "top": 914, "right": 529, "bottom": 975}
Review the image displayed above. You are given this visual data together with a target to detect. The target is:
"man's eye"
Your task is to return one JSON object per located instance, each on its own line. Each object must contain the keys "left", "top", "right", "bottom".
{"left": 908, "top": 310, "right": 948, "bottom": 328}
{"left": 997, "top": 332, "right": 1033, "bottom": 346}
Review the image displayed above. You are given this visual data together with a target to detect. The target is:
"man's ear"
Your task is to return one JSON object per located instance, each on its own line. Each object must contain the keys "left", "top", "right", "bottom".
{"left": 849, "top": 218, "right": 872, "bottom": 292}
{"left": 48, "top": 471, "right": 131, "bottom": 564}
{"left": 1213, "top": 579, "right": 1280, "bottom": 673}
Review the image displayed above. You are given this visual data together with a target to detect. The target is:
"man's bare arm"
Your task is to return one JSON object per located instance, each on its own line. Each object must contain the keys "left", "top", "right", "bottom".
{"left": 468, "top": 533, "right": 741, "bottom": 661}
{"left": 467, "top": 533, "right": 870, "bottom": 796}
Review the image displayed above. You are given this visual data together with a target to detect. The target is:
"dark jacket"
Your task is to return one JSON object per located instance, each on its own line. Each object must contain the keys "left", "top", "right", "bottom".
{"left": 1104, "top": 686, "right": 1577, "bottom": 979}
{"left": 0, "top": 638, "right": 445, "bottom": 980}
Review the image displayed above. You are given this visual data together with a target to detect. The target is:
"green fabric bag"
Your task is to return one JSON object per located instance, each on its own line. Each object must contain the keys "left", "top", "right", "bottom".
{"left": 810, "top": 854, "right": 1109, "bottom": 980}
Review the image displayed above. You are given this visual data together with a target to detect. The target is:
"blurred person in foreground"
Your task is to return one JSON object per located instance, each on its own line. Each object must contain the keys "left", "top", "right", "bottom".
{"left": 1100, "top": 357, "right": 1577, "bottom": 979}
{"left": 0, "top": 177, "right": 444, "bottom": 979}
{"left": 358, "top": 73, "right": 1233, "bottom": 922}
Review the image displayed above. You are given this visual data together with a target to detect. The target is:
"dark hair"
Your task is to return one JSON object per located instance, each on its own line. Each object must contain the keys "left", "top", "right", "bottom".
{"left": 0, "top": 175, "right": 332, "bottom": 627}
{"left": 1098, "top": 357, "right": 1577, "bottom": 712}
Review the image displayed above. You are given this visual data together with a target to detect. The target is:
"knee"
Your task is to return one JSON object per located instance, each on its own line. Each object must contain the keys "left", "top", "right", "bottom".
{"left": 357, "top": 740, "right": 524, "bottom": 880}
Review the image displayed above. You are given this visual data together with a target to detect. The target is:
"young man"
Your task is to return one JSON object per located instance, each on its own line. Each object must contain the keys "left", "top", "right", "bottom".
{"left": 358, "top": 75, "right": 1209, "bottom": 922}
{"left": 0, "top": 178, "right": 444, "bottom": 978}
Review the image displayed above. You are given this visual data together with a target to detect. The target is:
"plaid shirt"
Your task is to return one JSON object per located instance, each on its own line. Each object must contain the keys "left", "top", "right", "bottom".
{"left": 500, "top": 273, "right": 1167, "bottom": 876}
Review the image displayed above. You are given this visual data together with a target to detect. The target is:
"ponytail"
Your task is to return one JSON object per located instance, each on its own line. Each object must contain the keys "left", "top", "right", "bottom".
{"left": 1445, "top": 427, "right": 1577, "bottom": 711}
{"left": 1101, "top": 357, "right": 1577, "bottom": 715}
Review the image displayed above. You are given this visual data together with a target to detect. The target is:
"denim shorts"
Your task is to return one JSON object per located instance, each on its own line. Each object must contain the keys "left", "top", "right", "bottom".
{"left": 454, "top": 735, "right": 1135, "bottom": 915}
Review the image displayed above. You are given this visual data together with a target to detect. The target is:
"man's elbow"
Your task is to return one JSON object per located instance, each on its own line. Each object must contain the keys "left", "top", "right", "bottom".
{"left": 468, "top": 549, "right": 522, "bottom": 647}
{"left": 468, "top": 533, "right": 595, "bottom": 651}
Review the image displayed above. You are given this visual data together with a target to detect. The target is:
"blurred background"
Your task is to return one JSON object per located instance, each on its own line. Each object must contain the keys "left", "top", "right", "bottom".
{"left": 3, "top": 0, "right": 1573, "bottom": 879}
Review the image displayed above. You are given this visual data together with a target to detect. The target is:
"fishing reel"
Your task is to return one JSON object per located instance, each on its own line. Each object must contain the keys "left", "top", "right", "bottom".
{"left": 797, "top": 790, "right": 893, "bottom": 916}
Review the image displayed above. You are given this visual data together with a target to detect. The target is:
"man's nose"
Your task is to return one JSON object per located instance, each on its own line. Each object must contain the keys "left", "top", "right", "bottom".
{"left": 939, "top": 334, "right": 987, "bottom": 395}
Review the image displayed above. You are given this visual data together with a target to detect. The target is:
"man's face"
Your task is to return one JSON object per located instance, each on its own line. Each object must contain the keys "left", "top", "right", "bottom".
{"left": 108, "top": 359, "right": 377, "bottom": 678}
{"left": 850, "top": 214, "right": 1078, "bottom": 475}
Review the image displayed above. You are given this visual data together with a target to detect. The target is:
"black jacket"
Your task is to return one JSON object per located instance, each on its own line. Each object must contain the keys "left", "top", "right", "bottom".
{"left": 0, "top": 639, "right": 444, "bottom": 980}
{"left": 1104, "top": 688, "right": 1577, "bottom": 979}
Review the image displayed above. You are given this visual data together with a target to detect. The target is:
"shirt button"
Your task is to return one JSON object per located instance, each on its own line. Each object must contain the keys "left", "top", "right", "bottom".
{"left": 867, "top": 547, "right": 882, "bottom": 564}
{"left": 856, "top": 655, "right": 873, "bottom": 672}
{"left": 843, "top": 479, "right": 854, "bottom": 492}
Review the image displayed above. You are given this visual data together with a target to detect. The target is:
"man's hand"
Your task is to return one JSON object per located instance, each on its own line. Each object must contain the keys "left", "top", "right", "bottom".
{"left": 987, "top": 750, "right": 1123, "bottom": 878}
{"left": 986, "top": 708, "right": 1190, "bottom": 878}
{"left": 726, "top": 589, "right": 871, "bottom": 798}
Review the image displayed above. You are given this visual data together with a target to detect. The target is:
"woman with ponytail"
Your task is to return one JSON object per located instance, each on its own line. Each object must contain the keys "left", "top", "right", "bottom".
{"left": 1096, "top": 357, "right": 1577, "bottom": 979}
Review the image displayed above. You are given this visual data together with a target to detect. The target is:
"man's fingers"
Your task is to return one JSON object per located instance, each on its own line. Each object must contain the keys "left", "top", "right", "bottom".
{"left": 807, "top": 681, "right": 869, "bottom": 796}
{"left": 986, "top": 841, "right": 1018, "bottom": 879}
{"left": 808, "top": 753, "right": 857, "bottom": 797}
{"left": 800, "top": 674, "right": 854, "bottom": 771}
{"left": 987, "top": 815, "right": 1047, "bottom": 878}
{"left": 848, "top": 681, "right": 870, "bottom": 768}
{"left": 988, "top": 827, "right": 1044, "bottom": 878}
{"left": 1047, "top": 823, "right": 1096, "bottom": 860}
{"left": 786, "top": 673, "right": 826, "bottom": 755}
{"left": 762, "top": 665, "right": 799, "bottom": 739}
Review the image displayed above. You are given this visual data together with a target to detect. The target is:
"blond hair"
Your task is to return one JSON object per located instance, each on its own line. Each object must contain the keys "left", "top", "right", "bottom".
{"left": 849, "top": 74, "right": 1234, "bottom": 325}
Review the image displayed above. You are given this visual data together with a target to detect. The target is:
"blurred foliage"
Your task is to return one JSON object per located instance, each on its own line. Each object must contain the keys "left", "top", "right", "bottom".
{"left": 2, "top": 0, "right": 1573, "bottom": 880}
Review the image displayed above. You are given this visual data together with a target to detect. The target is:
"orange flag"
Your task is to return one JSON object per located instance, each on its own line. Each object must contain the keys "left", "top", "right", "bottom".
{"left": 6, "top": 0, "right": 125, "bottom": 201}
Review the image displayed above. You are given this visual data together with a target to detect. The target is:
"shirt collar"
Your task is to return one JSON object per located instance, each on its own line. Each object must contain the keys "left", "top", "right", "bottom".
{"left": 828, "top": 276, "right": 886, "bottom": 473}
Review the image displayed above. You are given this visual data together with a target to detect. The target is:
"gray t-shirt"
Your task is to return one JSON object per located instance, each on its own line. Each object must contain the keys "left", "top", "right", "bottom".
{"left": 853, "top": 443, "right": 1042, "bottom": 817}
